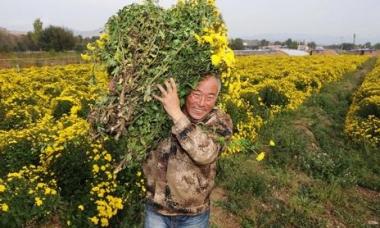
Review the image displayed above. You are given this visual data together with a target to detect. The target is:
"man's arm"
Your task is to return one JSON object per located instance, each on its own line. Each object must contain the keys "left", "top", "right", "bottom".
{"left": 171, "top": 114, "right": 232, "bottom": 165}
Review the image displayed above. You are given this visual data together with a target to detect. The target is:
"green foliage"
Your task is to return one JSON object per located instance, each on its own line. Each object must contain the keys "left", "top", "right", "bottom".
{"left": 31, "top": 18, "right": 43, "bottom": 47}
{"left": 308, "top": 41, "right": 317, "bottom": 49}
{"left": 284, "top": 38, "right": 298, "bottom": 49}
{"left": 77, "top": 99, "right": 94, "bottom": 119}
{"left": 357, "top": 97, "right": 380, "bottom": 118}
{"left": 0, "top": 138, "right": 38, "bottom": 177}
{"left": 229, "top": 38, "right": 244, "bottom": 50}
{"left": 224, "top": 99, "right": 249, "bottom": 130}
{"left": 228, "top": 174, "right": 266, "bottom": 197}
{"left": 52, "top": 99, "right": 73, "bottom": 119}
{"left": 48, "top": 137, "right": 93, "bottom": 202}
{"left": 40, "top": 26, "right": 76, "bottom": 51}
{"left": 341, "top": 43, "right": 355, "bottom": 50}
{"left": 240, "top": 91, "right": 271, "bottom": 119}
{"left": 259, "top": 86, "right": 290, "bottom": 107}
{"left": 217, "top": 155, "right": 268, "bottom": 200}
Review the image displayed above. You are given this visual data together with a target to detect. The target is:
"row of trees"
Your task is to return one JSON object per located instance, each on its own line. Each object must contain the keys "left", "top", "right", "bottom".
{"left": 0, "top": 19, "right": 97, "bottom": 52}
{"left": 326, "top": 42, "right": 380, "bottom": 50}
{"left": 229, "top": 37, "right": 380, "bottom": 51}
{"left": 229, "top": 38, "right": 317, "bottom": 50}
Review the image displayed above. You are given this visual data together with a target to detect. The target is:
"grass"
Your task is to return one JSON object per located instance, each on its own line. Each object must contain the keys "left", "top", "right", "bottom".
{"left": 214, "top": 57, "right": 380, "bottom": 227}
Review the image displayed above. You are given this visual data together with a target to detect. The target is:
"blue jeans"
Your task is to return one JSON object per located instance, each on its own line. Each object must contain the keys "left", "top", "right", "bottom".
{"left": 144, "top": 204, "right": 210, "bottom": 228}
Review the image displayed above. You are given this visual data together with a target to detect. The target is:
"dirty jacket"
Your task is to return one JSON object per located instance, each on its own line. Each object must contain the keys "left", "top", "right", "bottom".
{"left": 143, "top": 108, "right": 233, "bottom": 216}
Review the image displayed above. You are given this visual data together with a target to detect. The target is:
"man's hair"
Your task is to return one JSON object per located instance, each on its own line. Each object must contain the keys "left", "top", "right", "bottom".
{"left": 202, "top": 73, "right": 222, "bottom": 95}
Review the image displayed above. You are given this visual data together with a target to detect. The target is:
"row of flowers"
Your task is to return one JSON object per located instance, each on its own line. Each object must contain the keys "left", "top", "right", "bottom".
{"left": 345, "top": 58, "right": 380, "bottom": 147}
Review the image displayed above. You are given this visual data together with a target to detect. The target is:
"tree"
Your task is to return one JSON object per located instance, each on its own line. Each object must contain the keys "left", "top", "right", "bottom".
{"left": 284, "top": 38, "right": 298, "bottom": 49}
{"left": 31, "top": 18, "right": 43, "bottom": 48}
{"left": 308, "top": 41, "right": 317, "bottom": 49}
{"left": 374, "top": 43, "right": 380, "bottom": 50}
{"left": 364, "top": 42, "right": 372, "bottom": 49}
{"left": 259, "top": 39, "right": 269, "bottom": 47}
{"left": 229, "top": 38, "right": 244, "bottom": 50}
{"left": 0, "top": 29, "right": 16, "bottom": 52}
{"left": 341, "top": 43, "right": 355, "bottom": 50}
{"left": 40, "top": 26, "right": 76, "bottom": 51}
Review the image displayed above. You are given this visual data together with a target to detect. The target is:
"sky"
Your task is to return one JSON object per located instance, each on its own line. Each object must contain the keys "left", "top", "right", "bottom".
{"left": 1, "top": 0, "right": 380, "bottom": 44}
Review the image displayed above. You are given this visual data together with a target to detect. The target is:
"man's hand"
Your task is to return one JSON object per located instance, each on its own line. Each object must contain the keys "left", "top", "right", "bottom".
{"left": 153, "top": 78, "right": 186, "bottom": 123}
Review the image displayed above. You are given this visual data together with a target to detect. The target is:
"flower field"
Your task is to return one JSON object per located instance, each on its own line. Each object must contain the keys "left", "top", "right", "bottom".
{"left": 345, "top": 58, "right": 380, "bottom": 146}
{"left": 0, "top": 55, "right": 374, "bottom": 226}
{"left": 222, "top": 55, "right": 369, "bottom": 155}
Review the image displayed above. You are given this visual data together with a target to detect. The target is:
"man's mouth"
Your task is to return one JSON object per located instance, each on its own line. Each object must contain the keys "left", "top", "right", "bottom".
{"left": 193, "top": 108, "right": 205, "bottom": 113}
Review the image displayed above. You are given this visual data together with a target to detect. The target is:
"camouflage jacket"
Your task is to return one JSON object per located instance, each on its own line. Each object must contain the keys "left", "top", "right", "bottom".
{"left": 143, "top": 108, "right": 233, "bottom": 216}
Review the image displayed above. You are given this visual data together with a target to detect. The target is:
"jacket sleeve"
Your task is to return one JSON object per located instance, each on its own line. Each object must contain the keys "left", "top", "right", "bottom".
{"left": 171, "top": 113, "right": 233, "bottom": 166}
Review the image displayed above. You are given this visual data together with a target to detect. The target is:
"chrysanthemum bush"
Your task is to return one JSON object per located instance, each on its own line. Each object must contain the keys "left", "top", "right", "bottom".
{"left": 0, "top": 165, "right": 59, "bottom": 226}
{"left": 345, "top": 57, "right": 380, "bottom": 147}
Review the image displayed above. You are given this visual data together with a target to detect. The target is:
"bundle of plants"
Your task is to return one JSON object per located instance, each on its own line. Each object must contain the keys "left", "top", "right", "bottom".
{"left": 84, "top": 0, "right": 235, "bottom": 170}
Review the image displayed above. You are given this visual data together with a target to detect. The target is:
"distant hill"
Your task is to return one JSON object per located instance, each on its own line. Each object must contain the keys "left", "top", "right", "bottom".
{"left": 73, "top": 28, "right": 104, "bottom": 38}
{"left": 1, "top": 26, "right": 104, "bottom": 38}
{"left": 0, "top": 27, "right": 27, "bottom": 36}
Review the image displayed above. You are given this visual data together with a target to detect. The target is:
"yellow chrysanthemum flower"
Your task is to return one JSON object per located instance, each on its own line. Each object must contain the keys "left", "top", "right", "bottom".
{"left": 89, "top": 216, "right": 99, "bottom": 225}
{"left": 211, "top": 54, "right": 222, "bottom": 66}
{"left": 35, "top": 197, "right": 43, "bottom": 207}
{"left": 99, "top": 33, "right": 109, "bottom": 41}
{"left": 93, "top": 164, "right": 100, "bottom": 173}
{"left": 86, "top": 43, "right": 96, "bottom": 51}
{"left": 104, "top": 153, "right": 112, "bottom": 162}
{"left": 101, "top": 217, "right": 109, "bottom": 227}
{"left": 81, "top": 53, "right": 91, "bottom": 61}
{"left": 256, "top": 152, "right": 265, "bottom": 161}
{"left": 1, "top": 203, "right": 9, "bottom": 212}
{"left": 0, "top": 184, "right": 6, "bottom": 193}
{"left": 78, "top": 205, "right": 85, "bottom": 211}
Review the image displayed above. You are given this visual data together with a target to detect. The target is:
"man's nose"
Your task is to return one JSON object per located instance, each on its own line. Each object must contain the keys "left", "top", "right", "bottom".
{"left": 198, "top": 96, "right": 206, "bottom": 107}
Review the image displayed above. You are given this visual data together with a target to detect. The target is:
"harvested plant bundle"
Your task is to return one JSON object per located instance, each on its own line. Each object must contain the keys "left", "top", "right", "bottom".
{"left": 84, "top": 0, "right": 235, "bottom": 167}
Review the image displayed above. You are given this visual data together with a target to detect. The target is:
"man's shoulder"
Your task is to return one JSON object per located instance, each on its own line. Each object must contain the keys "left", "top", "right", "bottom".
{"left": 206, "top": 108, "right": 233, "bottom": 130}
{"left": 210, "top": 107, "right": 232, "bottom": 121}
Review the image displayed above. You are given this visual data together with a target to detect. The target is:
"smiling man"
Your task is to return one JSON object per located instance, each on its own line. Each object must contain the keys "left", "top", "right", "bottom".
{"left": 143, "top": 74, "right": 233, "bottom": 228}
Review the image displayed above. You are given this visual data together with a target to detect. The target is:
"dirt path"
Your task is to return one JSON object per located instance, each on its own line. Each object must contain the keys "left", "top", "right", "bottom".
{"left": 210, "top": 187, "right": 241, "bottom": 228}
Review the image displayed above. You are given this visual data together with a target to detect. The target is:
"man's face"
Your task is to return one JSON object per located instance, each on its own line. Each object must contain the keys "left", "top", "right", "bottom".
{"left": 185, "top": 76, "right": 219, "bottom": 121}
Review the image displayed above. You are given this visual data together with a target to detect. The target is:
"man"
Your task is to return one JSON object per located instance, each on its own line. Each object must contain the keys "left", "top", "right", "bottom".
{"left": 143, "top": 74, "right": 233, "bottom": 228}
